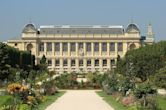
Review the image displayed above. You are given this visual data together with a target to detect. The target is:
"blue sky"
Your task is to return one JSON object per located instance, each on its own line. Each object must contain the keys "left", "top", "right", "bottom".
{"left": 0, "top": 0, "right": 166, "bottom": 42}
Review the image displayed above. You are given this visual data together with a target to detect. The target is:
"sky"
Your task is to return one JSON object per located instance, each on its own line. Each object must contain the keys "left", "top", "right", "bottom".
{"left": 0, "top": 0, "right": 166, "bottom": 42}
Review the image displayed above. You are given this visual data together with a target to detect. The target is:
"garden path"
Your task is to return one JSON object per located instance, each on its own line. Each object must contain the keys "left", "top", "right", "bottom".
{"left": 45, "top": 90, "right": 114, "bottom": 110}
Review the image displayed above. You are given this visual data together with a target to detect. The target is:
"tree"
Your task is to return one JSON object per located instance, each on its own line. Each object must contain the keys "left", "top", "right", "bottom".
{"left": 153, "top": 65, "right": 166, "bottom": 89}
{"left": 116, "top": 41, "right": 166, "bottom": 82}
{"left": 0, "top": 43, "right": 10, "bottom": 81}
{"left": 134, "top": 82, "right": 157, "bottom": 109}
{"left": 40, "top": 55, "right": 46, "bottom": 64}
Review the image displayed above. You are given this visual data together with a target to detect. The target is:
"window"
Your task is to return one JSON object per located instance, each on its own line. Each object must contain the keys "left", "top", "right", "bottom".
{"left": 102, "top": 43, "right": 107, "bottom": 52}
{"left": 103, "top": 59, "right": 107, "bottom": 66}
{"left": 47, "top": 59, "right": 52, "bottom": 66}
{"left": 63, "top": 43, "right": 68, "bottom": 51}
{"left": 63, "top": 59, "right": 68, "bottom": 66}
{"left": 111, "top": 59, "right": 115, "bottom": 65}
{"left": 110, "top": 42, "right": 115, "bottom": 51}
{"left": 95, "top": 59, "right": 99, "bottom": 66}
{"left": 86, "top": 43, "right": 91, "bottom": 52}
{"left": 79, "top": 60, "right": 83, "bottom": 66}
{"left": 47, "top": 42, "right": 52, "bottom": 51}
{"left": 118, "top": 42, "right": 123, "bottom": 51}
{"left": 94, "top": 43, "right": 99, "bottom": 52}
{"left": 55, "top": 43, "right": 60, "bottom": 51}
{"left": 15, "top": 43, "right": 18, "bottom": 46}
{"left": 87, "top": 60, "right": 91, "bottom": 66}
{"left": 70, "top": 43, "right": 76, "bottom": 52}
{"left": 79, "top": 43, "right": 83, "bottom": 49}
{"left": 71, "top": 59, "right": 75, "bottom": 66}
{"left": 55, "top": 59, "right": 60, "bottom": 66}
{"left": 39, "top": 42, "right": 44, "bottom": 52}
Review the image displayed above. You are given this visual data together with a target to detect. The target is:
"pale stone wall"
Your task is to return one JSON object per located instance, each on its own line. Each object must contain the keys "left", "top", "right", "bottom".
{"left": 7, "top": 24, "right": 148, "bottom": 74}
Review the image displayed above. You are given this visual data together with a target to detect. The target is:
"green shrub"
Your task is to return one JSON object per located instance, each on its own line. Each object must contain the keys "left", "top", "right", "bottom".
{"left": 18, "top": 104, "right": 31, "bottom": 110}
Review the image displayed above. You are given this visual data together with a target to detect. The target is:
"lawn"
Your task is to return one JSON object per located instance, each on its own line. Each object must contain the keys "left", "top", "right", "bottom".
{"left": 97, "top": 91, "right": 166, "bottom": 110}
{"left": 0, "top": 95, "right": 13, "bottom": 107}
{"left": 37, "top": 91, "right": 65, "bottom": 110}
{"left": 0, "top": 91, "right": 65, "bottom": 110}
{"left": 157, "top": 95, "right": 166, "bottom": 110}
{"left": 96, "top": 91, "right": 128, "bottom": 110}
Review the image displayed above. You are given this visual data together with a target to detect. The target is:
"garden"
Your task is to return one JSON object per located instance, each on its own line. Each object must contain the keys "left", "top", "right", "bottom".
{"left": 96, "top": 41, "right": 166, "bottom": 110}
{"left": 0, "top": 43, "right": 63, "bottom": 110}
{"left": 0, "top": 41, "right": 166, "bottom": 110}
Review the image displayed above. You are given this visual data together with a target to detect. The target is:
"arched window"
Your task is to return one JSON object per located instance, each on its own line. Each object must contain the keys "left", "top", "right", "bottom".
{"left": 129, "top": 43, "right": 136, "bottom": 50}
{"left": 27, "top": 43, "right": 33, "bottom": 52}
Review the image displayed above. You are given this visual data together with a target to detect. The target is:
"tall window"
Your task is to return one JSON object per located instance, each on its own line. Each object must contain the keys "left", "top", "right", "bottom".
{"left": 94, "top": 43, "right": 99, "bottom": 52}
{"left": 55, "top": 43, "right": 60, "bottom": 51}
{"left": 110, "top": 42, "right": 115, "bottom": 51}
{"left": 55, "top": 59, "right": 60, "bottom": 66}
{"left": 118, "top": 42, "right": 123, "bottom": 51}
{"left": 103, "top": 59, "right": 107, "bottom": 66}
{"left": 79, "top": 59, "right": 83, "bottom": 66}
{"left": 39, "top": 42, "right": 44, "bottom": 52}
{"left": 95, "top": 59, "right": 99, "bottom": 66}
{"left": 79, "top": 43, "right": 83, "bottom": 49}
{"left": 47, "top": 59, "right": 52, "bottom": 66}
{"left": 47, "top": 42, "right": 52, "bottom": 51}
{"left": 71, "top": 59, "right": 75, "bottom": 66}
{"left": 87, "top": 59, "right": 91, "bottom": 66}
{"left": 102, "top": 43, "right": 107, "bottom": 52}
{"left": 63, "top": 43, "right": 68, "bottom": 52}
{"left": 111, "top": 59, "right": 115, "bottom": 65}
{"left": 63, "top": 59, "right": 68, "bottom": 66}
{"left": 86, "top": 43, "right": 91, "bottom": 52}
{"left": 70, "top": 43, "right": 76, "bottom": 52}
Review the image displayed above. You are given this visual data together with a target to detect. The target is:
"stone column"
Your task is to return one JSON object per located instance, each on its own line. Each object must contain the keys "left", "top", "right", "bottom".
{"left": 76, "top": 42, "right": 78, "bottom": 56}
{"left": 107, "top": 58, "right": 111, "bottom": 70}
{"left": 99, "top": 58, "right": 102, "bottom": 72}
{"left": 44, "top": 42, "right": 47, "bottom": 55}
{"left": 107, "top": 42, "right": 110, "bottom": 56}
{"left": 123, "top": 42, "right": 127, "bottom": 56}
{"left": 60, "top": 43, "right": 63, "bottom": 56}
{"left": 52, "top": 42, "right": 54, "bottom": 56}
{"left": 60, "top": 58, "right": 63, "bottom": 72}
{"left": 91, "top": 59, "right": 94, "bottom": 71}
{"left": 115, "top": 42, "right": 118, "bottom": 57}
{"left": 68, "top": 42, "right": 70, "bottom": 56}
{"left": 83, "top": 42, "right": 86, "bottom": 55}
{"left": 99, "top": 42, "right": 102, "bottom": 56}
{"left": 91, "top": 42, "right": 94, "bottom": 56}
{"left": 84, "top": 59, "right": 87, "bottom": 72}
{"left": 52, "top": 58, "right": 55, "bottom": 69}
{"left": 76, "top": 58, "right": 79, "bottom": 72}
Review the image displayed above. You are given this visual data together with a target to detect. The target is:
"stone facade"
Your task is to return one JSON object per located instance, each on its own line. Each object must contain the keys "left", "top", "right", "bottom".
{"left": 7, "top": 23, "right": 154, "bottom": 73}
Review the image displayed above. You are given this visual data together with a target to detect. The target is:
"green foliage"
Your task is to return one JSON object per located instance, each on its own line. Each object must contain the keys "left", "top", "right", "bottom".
{"left": 120, "top": 77, "right": 135, "bottom": 96}
{"left": 44, "top": 80, "right": 57, "bottom": 95}
{"left": 153, "top": 66, "right": 166, "bottom": 89}
{"left": 0, "top": 42, "right": 35, "bottom": 81}
{"left": 55, "top": 73, "right": 78, "bottom": 89}
{"left": 18, "top": 104, "right": 31, "bottom": 110}
{"left": 134, "top": 83, "right": 159, "bottom": 110}
{"left": 134, "top": 83, "right": 156, "bottom": 99}
{"left": 40, "top": 55, "right": 46, "bottom": 64}
{"left": 116, "top": 41, "right": 166, "bottom": 82}
{"left": 102, "top": 73, "right": 119, "bottom": 94}
{"left": 97, "top": 91, "right": 128, "bottom": 110}
{"left": 0, "top": 95, "right": 13, "bottom": 107}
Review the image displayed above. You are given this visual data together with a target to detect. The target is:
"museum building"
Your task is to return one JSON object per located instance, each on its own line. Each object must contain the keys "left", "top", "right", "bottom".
{"left": 7, "top": 23, "right": 154, "bottom": 73}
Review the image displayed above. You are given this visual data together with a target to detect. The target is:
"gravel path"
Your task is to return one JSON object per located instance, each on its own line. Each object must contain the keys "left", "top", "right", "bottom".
{"left": 45, "top": 90, "right": 114, "bottom": 110}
